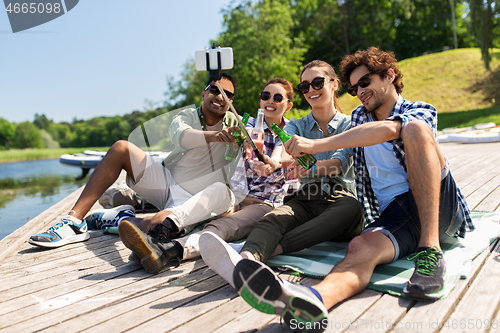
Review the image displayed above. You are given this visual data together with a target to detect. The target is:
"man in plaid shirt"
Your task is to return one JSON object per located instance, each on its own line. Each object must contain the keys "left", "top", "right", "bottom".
{"left": 235, "top": 47, "right": 474, "bottom": 331}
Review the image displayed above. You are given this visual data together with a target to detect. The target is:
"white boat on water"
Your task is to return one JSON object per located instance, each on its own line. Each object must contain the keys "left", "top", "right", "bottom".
{"left": 60, "top": 150, "right": 170, "bottom": 179}
{"left": 438, "top": 123, "right": 500, "bottom": 144}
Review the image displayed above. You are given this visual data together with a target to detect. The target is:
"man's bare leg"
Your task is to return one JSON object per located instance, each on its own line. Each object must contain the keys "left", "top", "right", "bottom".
{"left": 70, "top": 140, "right": 147, "bottom": 221}
{"left": 313, "top": 231, "right": 395, "bottom": 309}
{"left": 401, "top": 120, "right": 445, "bottom": 249}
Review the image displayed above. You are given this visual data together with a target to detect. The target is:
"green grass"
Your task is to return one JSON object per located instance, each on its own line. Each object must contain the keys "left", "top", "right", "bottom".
{"left": 437, "top": 106, "right": 500, "bottom": 130}
{"left": 0, "top": 147, "right": 109, "bottom": 164}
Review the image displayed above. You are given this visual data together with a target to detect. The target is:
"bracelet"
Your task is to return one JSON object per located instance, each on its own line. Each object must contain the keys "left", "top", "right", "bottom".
{"left": 309, "top": 163, "right": 317, "bottom": 174}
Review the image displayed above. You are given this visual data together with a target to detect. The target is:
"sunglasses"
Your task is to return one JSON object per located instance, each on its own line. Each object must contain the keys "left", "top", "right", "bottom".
{"left": 347, "top": 72, "right": 377, "bottom": 96}
{"left": 297, "top": 77, "right": 333, "bottom": 94}
{"left": 205, "top": 84, "right": 234, "bottom": 100}
{"left": 260, "top": 91, "right": 287, "bottom": 103}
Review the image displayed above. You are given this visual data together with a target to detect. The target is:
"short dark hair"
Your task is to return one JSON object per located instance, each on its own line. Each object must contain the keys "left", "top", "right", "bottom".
{"left": 207, "top": 72, "right": 236, "bottom": 94}
{"left": 339, "top": 47, "right": 404, "bottom": 94}
{"left": 264, "top": 78, "right": 293, "bottom": 102}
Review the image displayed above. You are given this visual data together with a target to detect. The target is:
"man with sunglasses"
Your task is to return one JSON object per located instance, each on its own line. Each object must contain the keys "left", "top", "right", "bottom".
{"left": 231, "top": 47, "right": 474, "bottom": 331}
{"left": 29, "top": 73, "right": 241, "bottom": 253}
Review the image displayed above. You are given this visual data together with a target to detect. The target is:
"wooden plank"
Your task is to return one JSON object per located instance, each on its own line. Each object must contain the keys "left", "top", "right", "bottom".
{"left": 474, "top": 183, "right": 500, "bottom": 212}
{"left": 461, "top": 173, "right": 500, "bottom": 210}
{"left": 109, "top": 275, "right": 232, "bottom": 332}
{"left": 0, "top": 259, "right": 141, "bottom": 318}
{"left": 0, "top": 241, "right": 130, "bottom": 293}
{"left": 40, "top": 266, "right": 218, "bottom": 333}
{"left": 440, "top": 142, "right": 500, "bottom": 176}
{"left": 159, "top": 290, "right": 251, "bottom": 333}
{"left": 487, "top": 303, "right": 500, "bottom": 333}
{"left": 0, "top": 259, "right": 207, "bottom": 332}
{"left": 438, "top": 241, "right": 500, "bottom": 333}
{"left": 0, "top": 249, "right": 131, "bottom": 304}
{"left": 0, "top": 233, "right": 123, "bottom": 273}
{"left": 323, "top": 289, "right": 384, "bottom": 333}
{"left": 211, "top": 308, "right": 275, "bottom": 333}
{"left": 442, "top": 146, "right": 496, "bottom": 179}
{"left": 342, "top": 294, "right": 415, "bottom": 333}
{"left": 451, "top": 154, "right": 500, "bottom": 188}
{"left": 459, "top": 168, "right": 500, "bottom": 198}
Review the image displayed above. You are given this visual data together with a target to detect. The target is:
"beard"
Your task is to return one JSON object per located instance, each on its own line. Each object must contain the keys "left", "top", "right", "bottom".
{"left": 363, "top": 90, "right": 384, "bottom": 114}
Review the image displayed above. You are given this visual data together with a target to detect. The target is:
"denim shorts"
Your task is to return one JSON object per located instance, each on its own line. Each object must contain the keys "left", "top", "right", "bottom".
{"left": 363, "top": 162, "right": 465, "bottom": 262}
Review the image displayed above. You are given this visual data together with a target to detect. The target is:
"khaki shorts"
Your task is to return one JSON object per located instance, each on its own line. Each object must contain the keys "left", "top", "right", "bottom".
{"left": 126, "top": 154, "right": 192, "bottom": 211}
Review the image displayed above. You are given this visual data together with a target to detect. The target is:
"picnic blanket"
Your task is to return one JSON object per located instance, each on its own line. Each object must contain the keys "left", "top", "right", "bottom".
{"left": 266, "top": 211, "right": 500, "bottom": 300}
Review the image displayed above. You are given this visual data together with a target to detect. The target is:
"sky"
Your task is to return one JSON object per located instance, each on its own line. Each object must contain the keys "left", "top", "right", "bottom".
{"left": 0, "top": 0, "right": 234, "bottom": 123}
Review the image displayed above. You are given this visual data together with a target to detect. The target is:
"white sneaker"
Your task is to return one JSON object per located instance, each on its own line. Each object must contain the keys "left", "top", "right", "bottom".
{"left": 29, "top": 215, "right": 90, "bottom": 248}
{"left": 199, "top": 231, "right": 242, "bottom": 288}
{"left": 233, "top": 259, "right": 329, "bottom": 332}
{"left": 84, "top": 204, "right": 135, "bottom": 230}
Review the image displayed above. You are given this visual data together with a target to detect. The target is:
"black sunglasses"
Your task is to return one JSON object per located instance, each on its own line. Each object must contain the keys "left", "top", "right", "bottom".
{"left": 347, "top": 73, "right": 377, "bottom": 96}
{"left": 205, "top": 84, "right": 234, "bottom": 100}
{"left": 297, "top": 77, "right": 333, "bottom": 94}
{"left": 260, "top": 91, "right": 287, "bottom": 103}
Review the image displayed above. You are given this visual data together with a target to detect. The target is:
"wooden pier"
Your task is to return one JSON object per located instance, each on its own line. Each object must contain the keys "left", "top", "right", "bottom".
{"left": 0, "top": 142, "right": 499, "bottom": 333}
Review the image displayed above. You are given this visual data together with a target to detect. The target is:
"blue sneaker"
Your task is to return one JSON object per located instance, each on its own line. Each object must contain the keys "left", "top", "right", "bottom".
{"left": 29, "top": 215, "right": 89, "bottom": 248}
{"left": 84, "top": 204, "right": 135, "bottom": 230}
{"left": 233, "top": 259, "right": 329, "bottom": 333}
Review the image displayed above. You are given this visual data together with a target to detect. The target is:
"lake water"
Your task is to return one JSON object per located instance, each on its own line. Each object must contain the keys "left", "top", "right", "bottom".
{"left": 0, "top": 159, "right": 87, "bottom": 240}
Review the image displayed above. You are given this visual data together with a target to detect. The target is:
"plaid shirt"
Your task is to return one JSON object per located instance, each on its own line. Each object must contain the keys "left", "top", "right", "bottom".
{"left": 351, "top": 95, "right": 474, "bottom": 237}
{"left": 229, "top": 117, "right": 296, "bottom": 207}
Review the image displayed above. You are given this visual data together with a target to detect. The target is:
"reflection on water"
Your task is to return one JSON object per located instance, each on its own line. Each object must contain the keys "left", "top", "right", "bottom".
{"left": 0, "top": 159, "right": 87, "bottom": 240}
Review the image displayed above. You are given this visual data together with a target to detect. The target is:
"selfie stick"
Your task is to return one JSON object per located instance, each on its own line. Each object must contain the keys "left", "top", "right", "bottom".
{"left": 213, "top": 81, "right": 265, "bottom": 163}
{"left": 206, "top": 45, "right": 265, "bottom": 163}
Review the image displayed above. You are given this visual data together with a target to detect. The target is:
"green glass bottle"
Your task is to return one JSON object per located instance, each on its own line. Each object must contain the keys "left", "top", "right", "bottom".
{"left": 224, "top": 113, "right": 250, "bottom": 161}
{"left": 270, "top": 122, "right": 317, "bottom": 170}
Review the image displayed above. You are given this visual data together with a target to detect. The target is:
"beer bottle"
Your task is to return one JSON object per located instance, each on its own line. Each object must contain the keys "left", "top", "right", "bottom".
{"left": 269, "top": 122, "right": 317, "bottom": 170}
{"left": 224, "top": 113, "right": 250, "bottom": 161}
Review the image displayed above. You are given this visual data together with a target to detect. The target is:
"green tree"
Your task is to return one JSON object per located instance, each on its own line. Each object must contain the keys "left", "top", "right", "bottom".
{"left": 293, "top": 0, "right": 473, "bottom": 65}
{"left": 13, "top": 121, "right": 44, "bottom": 149}
{"left": 467, "top": 0, "right": 499, "bottom": 69}
{"left": 33, "top": 113, "right": 51, "bottom": 130}
{"left": 105, "top": 116, "right": 131, "bottom": 143}
{"left": 0, "top": 118, "right": 15, "bottom": 150}
{"left": 70, "top": 121, "right": 91, "bottom": 147}
{"left": 47, "top": 122, "right": 74, "bottom": 147}
{"left": 216, "top": 0, "right": 307, "bottom": 116}
{"left": 40, "top": 129, "right": 60, "bottom": 149}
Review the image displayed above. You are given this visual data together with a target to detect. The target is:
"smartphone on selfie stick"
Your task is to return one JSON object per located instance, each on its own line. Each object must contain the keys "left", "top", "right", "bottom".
{"left": 195, "top": 44, "right": 265, "bottom": 163}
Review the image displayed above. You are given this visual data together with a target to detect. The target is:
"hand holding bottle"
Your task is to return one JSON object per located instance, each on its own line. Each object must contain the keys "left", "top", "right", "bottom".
{"left": 248, "top": 154, "right": 279, "bottom": 177}
{"left": 224, "top": 113, "right": 250, "bottom": 161}
{"left": 284, "top": 135, "right": 317, "bottom": 158}
{"left": 269, "top": 123, "right": 317, "bottom": 170}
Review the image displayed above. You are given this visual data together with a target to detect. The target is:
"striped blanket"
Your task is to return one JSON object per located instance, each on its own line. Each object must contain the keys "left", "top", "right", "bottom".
{"left": 266, "top": 211, "right": 500, "bottom": 300}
